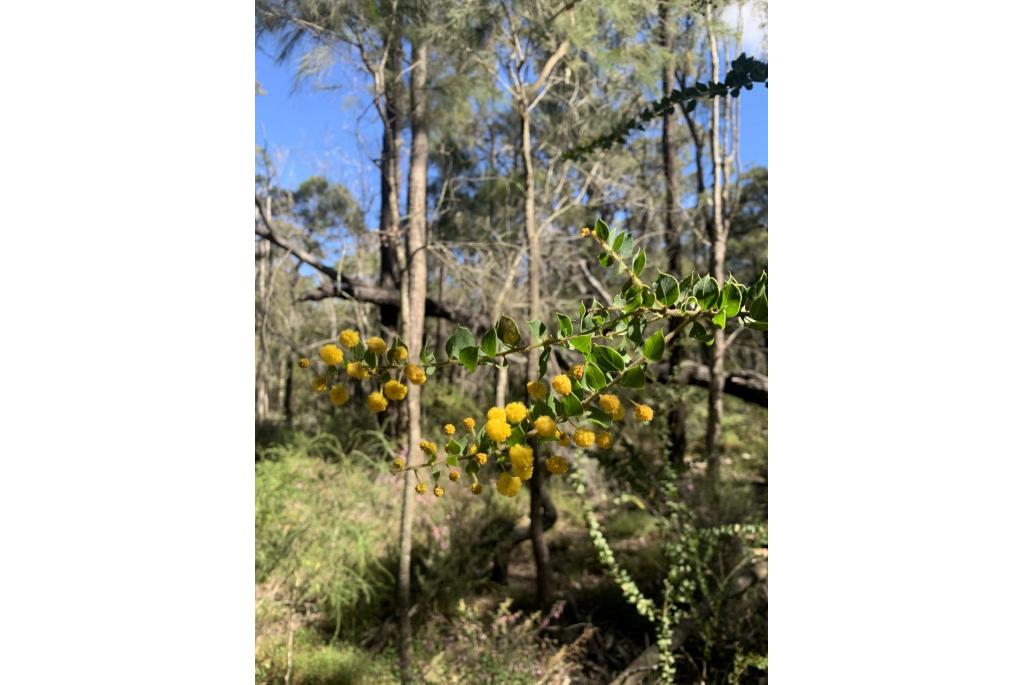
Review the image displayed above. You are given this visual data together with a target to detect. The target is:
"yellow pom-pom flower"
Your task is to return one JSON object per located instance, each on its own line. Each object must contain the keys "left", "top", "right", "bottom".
{"left": 405, "top": 364, "right": 427, "bottom": 385}
{"left": 527, "top": 380, "right": 548, "bottom": 401}
{"left": 415, "top": 483, "right": 427, "bottom": 495}
{"left": 546, "top": 455, "right": 569, "bottom": 475}
{"left": 328, "top": 385, "right": 350, "bottom": 406}
{"left": 389, "top": 345, "right": 409, "bottom": 363}
{"left": 449, "top": 470, "right": 461, "bottom": 482}
{"left": 471, "top": 482, "right": 483, "bottom": 495}
{"left": 298, "top": 357, "right": 311, "bottom": 369}
{"left": 509, "top": 444, "right": 534, "bottom": 481}
{"left": 571, "top": 364, "right": 584, "bottom": 381}
{"left": 573, "top": 429, "right": 596, "bottom": 448}
{"left": 434, "top": 485, "right": 445, "bottom": 498}
{"left": 392, "top": 457, "right": 406, "bottom": 470}
{"left": 505, "top": 402, "right": 529, "bottom": 424}
{"left": 533, "top": 415, "right": 557, "bottom": 438}
{"left": 633, "top": 403, "right": 655, "bottom": 422}
{"left": 486, "top": 406, "right": 506, "bottom": 422}
{"left": 467, "top": 443, "right": 478, "bottom": 456}
{"left": 485, "top": 418, "right": 512, "bottom": 442}
{"left": 496, "top": 472, "right": 522, "bottom": 497}
{"left": 419, "top": 440, "right": 438, "bottom": 455}
{"left": 346, "top": 361, "right": 371, "bottom": 380}
{"left": 312, "top": 377, "right": 328, "bottom": 393}
{"left": 319, "top": 344, "right": 344, "bottom": 366}
{"left": 552, "top": 374, "right": 572, "bottom": 396}
{"left": 463, "top": 417, "right": 476, "bottom": 431}
{"left": 611, "top": 404, "right": 626, "bottom": 422}
{"left": 444, "top": 423, "right": 456, "bottom": 436}
{"left": 338, "top": 329, "right": 360, "bottom": 348}
{"left": 365, "top": 336, "right": 388, "bottom": 356}
{"left": 598, "top": 393, "right": 621, "bottom": 417}
{"left": 476, "top": 452, "right": 488, "bottom": 465}
{"left": 367, "top": 391, "right": 388, "bottom": 413}
{"left": 596, "top": 431, "right": 613, "bottom": 449}
{"left": 384, "top": 380, "right": 408, "bottom": 401}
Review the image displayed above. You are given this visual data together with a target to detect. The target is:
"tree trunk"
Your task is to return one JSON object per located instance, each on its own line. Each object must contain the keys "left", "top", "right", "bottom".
{"left": 706, "top": 3, "right": 727, "bottom": 492}
{"left": 658, "top": 0, "right": 688, "bottom": 463}
{"left": 256, "top": 198, "right": 271, "bottom": 423}
{"left": 378, "top": 37, "right": 402, "bottom": 335}
{"left": 520, "top": 106, "right": 553, "bottom": 608}
{"left": 397, "top": 40, "right": 429, "bottom": 685}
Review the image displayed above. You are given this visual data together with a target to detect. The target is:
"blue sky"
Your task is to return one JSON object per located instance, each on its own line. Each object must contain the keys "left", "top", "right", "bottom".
{"left": 256, "top": 37, "right": 767, "bottom": 221}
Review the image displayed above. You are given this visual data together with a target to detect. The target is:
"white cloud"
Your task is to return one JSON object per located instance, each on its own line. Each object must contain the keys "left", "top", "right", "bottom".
{"left": 720, "top": 1, "right": 769, "bottom": 59}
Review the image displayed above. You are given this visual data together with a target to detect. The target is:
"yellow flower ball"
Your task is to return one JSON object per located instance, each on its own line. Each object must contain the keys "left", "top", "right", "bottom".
{"left": 571, "top": 364, "right": 584, "bottom": 381}
{"left": 510, "top": 444, "right": 534, "bottom": 481}
{"left": 298, "top": 357, "right": 311, "bottom": 369}
{"left": 505, "top": 401, "right": 529, "bottom": 424}
{"left": 476, "top": 452, "right": 488, "bottom": 465}
{"left": 389, "top": 345, "right": 409, "bottom": 363}
{"left": 392, "top": 457, "right": 406, "bottom": 470}
{"left": 527, "top": 380, "right": 548, "bottom": 401}
{"left": 415, "top": 483, "right": 427, "bottom": 495}
{"left": 533, "top": 415, "right": 557, "bottom": 438}
{"left": 485, "top": 418, "right": 512, "bottom": 442}
{"left": 339, "top": 329, "right": 360, "bottom": 348}
{"left": 468, "top": 443, "right": 478, "bottom": 456}
{"left": 365, "top": 336, "right": 388, "bottom": 356}
{"left": 346, "top": 361, "right": 371, "bottom": 380}
{"left": 496, "top": 472, "right": 522, "bottom": 497}
{"left": 405, "top": 364, "right": 427, "bottom": 385}
{"left": 328, "top": 385, "right": 350, "bottom": 406}
{"left": 384, "top": 380, "right": 408, "bottom": 401}
{"left": 596, "top": 431, "right": 613, "bottom": 449}
{"left": 444, "top": 423, "right": 456, "bottom": 436}
{"left": 546, "top": 455, "right": 569, "bottom": 475}
{"left": 367, "top": 391, "right": 388, "bottom": 413}
{"left": 319, "top": 344, "right": 344, "bottom": 366}
{"left": 486, "top": 406, "right": 506, "bottom": 422}
{"left": 449, "top": 470, "right": 461, "bottom": 482}
{"left": 312, "top": 377, "right": 328, "bottom": 393}
{"left": 419, "top": 440, "right": 438, "bottom": 456}
{"left": 434, "top": 485, "right": 445, "bottom": 498}
{"left": 633, "top": 403, "right": 655, "bottom": 423}
{"left": 463, "top": 417, "right": 476, "bottom": 431}
{"left": 598, "top": 394, "right": 621, "bottom": 417}
{"left": 471, "top": 482, "right": 483, "bottom": 495}
{"left": 611, "top": 404, "right": 626, "bottom": 422}
{"left": 552, "top": 374, "right": 572, "bottom": 396}
{"left": 573, "top": 429, "right": 596, "bottom": 448}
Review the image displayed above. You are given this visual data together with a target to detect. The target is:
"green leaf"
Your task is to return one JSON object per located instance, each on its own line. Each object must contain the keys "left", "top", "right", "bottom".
{"left": 586, "top": 407, "right": 613, "bottom": 427}
{"left": 459, "top": 346, "right": 479, "bottom": 372}
{"left": 621, "top": 366, "right": 646, "bottom": 388}
{"left": 539, "top": 346, "right": 551, "bottom": 376}
{"left": 627, "top": 316, "right": 646, "bottom": 347}
{"left": 446, "top": 454, "right": 459, "bottom": 467}
{"left": 528, "top": 319, "right": 547, "bottom": 342}
{"left": 562, "top": 392, "right": 583, "bottom": 417}
{"left": 351, "top": 341, "right": 366, "bottom": 361}
{"left": 446, "top": 326, "right": 476, "bottom": 358}
{"left": 509, "top": 425, "right": 526, "bottom": 446}
{"left": 612, "top": 230, "right": 626, "bottom": 253}
{"left": 690, "top": 322, "right": 708, "bottom": 340}
{"left": 593, "top": 344, "right": 626, "bottom": 373}
{"left": 654, "top": 273, "right": 680, "bottom": 306}
{"left": 585, "top": 361, "right": 606, "bottom": 390}
{"left": 744, "top": 318, "right": 768, "bottom": 331}
{"left": 694, "top": 276, "right": 720, "bottom": 310}
{"left": 497, "top": 315, "right": 521, "bottom": 346}
{"left": 481, "top": 328, "right": 498, "bottom": 358}
{"left": 569, "top": 334, "right": 592, "bottom": 355}
{"left": 556, "top": 312, "right": 573, "bottom": 337}
{"left": 720, "top": 282, "right": 742, "bottom": 318}
{"left": 446, "top": 439, "right": 463, "bottom": 456}
{"left": 594, "top": 218, "right": 609, "bottom": 241}
{"left": 642, "top": 330, "right": 665, "bottom": 362}
{"left": 712, "top": 308, "right": 727, "bottom": 329}
{"left": 598, "top": 251, "right": 614, "bottom": 267}
{"left": 750, "top": 292, "right": 768, "bottom": 321}
{"left": 632, "top": 249, "right": 646, "bottom": 275}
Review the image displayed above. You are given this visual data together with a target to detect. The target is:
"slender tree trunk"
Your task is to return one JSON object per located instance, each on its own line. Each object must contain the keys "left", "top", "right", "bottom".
{"left": 520, "top": 105, "right": 552, "bottom": 608}
{"left": 706, "top": 4, "right": 727, "bottom": 492}
{"left": 658, "top": 0, "right": 688, "bottom": 463}
{"left": 378, "top": 37, "right": 403, "bottom": 335}
{"left": 256, "top": 199, "right": 271, "bottom": 423}
{"left": 397, "top": 40, "right": 429, "bottom": 685}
